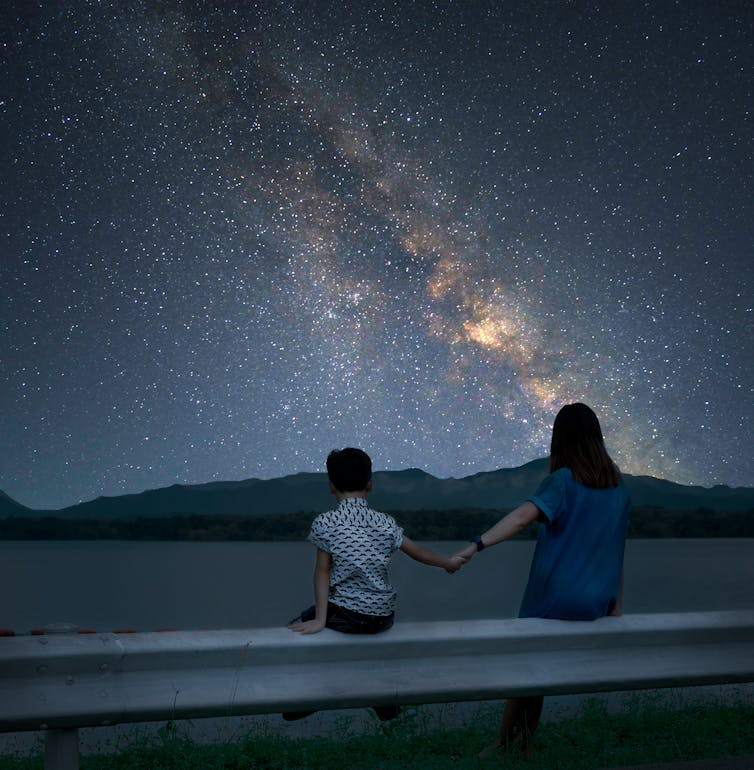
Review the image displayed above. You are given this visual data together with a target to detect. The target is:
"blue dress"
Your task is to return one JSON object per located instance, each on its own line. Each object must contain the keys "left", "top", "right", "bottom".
{"left": 518, "top": 468, "right": 631, "bottom": 620}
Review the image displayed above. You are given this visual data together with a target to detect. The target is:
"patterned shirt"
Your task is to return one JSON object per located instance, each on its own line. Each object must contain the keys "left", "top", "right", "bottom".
{"left": 308, "top": 497, "right": 404, "bottom": 616}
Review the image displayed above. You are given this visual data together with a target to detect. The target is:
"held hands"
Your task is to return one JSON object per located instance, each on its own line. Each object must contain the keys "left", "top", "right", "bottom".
{"left": 443, "top": 541, "right": 481, "bottom": 573}
{"left": 444, "top": 554, "right": 467, "bottom": 574}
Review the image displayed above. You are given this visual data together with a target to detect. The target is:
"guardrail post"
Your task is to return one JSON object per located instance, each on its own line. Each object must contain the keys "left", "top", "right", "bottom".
{"left": 44, "top": 728, "right": 79, "bottom": 770}
{"left": 39, "top": 623, "right": 81, "bottom": 770}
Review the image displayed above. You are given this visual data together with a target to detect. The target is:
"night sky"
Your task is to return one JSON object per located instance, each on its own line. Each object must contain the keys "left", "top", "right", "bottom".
{"left": 2, "top": 2, "right": 752, "bottom": 511}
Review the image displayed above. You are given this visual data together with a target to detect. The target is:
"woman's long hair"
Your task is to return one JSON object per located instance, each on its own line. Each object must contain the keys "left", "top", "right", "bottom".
{"left": 549, "top": 403, "right": 620, "bottom": 488}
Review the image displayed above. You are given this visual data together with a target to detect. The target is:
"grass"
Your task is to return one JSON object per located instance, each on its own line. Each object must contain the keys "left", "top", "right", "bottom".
{"left": 2, "top": 697, "right": 753, "bottom": 769}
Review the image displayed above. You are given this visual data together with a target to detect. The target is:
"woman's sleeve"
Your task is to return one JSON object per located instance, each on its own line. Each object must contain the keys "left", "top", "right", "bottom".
{"left": 527, "top": 470, "right": 567, "bottom": 522}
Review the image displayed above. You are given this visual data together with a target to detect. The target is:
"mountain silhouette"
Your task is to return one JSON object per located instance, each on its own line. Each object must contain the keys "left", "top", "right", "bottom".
{"left": 2, "top": 459, "right": 752, "bottom": 519}
{"left": 0, "top": 490, "right": 31, "bottom": 517}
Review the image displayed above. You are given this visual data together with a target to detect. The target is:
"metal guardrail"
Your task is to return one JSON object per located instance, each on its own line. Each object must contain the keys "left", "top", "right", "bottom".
{"left": 1, "top": 610, "right": 753, "bottom": 770}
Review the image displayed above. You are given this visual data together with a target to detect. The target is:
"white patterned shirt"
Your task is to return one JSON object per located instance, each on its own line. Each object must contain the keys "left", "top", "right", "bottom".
{"left": 308, "top": 497, "right": 404, "bottom": 616}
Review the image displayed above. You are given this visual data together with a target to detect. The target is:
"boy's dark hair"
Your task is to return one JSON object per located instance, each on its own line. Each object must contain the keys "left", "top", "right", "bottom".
{"left": 549, "top": 403, "right": 620, "bottom": 488}
{"left": 327, "top": 447, "right": 372, "bottom": 492}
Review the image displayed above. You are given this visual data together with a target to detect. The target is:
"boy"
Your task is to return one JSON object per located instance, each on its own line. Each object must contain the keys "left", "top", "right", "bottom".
{"left": 289, "top": 447, "right": 465, "bottom": 636}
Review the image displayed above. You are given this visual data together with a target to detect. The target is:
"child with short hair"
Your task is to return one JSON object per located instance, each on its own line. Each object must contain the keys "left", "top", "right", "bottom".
{"left": 289, "top": 447, "right": 465, "bottom": 636}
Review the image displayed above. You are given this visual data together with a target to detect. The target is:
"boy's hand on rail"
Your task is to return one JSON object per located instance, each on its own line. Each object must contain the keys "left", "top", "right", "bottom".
{"left": 289, "top": 618, "right": 326, "bottom": 634}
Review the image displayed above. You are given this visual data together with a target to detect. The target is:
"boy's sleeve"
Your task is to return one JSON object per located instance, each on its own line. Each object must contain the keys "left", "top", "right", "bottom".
{"left": 307, "top": 513, "right": 331, "bottom": 552}
{"left": 527, "top": 470, "right": 567, "bottom": 522}
{"left": 393, "top": 520, "right": 404, "bottom": 550}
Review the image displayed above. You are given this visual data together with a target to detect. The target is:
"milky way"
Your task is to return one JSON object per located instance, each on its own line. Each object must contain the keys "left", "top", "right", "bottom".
{"left": 2, "top": 1, "right": 752, "bottom": 509}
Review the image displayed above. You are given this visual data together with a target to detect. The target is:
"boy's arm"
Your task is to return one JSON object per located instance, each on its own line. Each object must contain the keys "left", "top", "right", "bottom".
{"left": 400, "top": 536, "right": 465, "bottom": 573}
{"left": 289, "top": 548, "right": 332, "bottom": 634}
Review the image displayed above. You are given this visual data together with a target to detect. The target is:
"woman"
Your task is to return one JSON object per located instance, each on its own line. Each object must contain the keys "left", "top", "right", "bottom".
{"left": 456, "top": 403, "right": 630, "bottom": 758}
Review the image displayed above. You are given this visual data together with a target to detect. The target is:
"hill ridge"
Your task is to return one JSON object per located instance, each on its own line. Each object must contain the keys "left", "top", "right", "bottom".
{"left": 2, "top": 459, "right": 752, "bottom": 518}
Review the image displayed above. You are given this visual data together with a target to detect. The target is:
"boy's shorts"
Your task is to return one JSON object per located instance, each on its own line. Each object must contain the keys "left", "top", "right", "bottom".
{"left": 292, "top": 602, "right": 394, "bottom": 634}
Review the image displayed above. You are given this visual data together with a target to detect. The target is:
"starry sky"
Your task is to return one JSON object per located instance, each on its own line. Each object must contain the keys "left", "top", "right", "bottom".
{"left": 1, "top": 1, "right": 752, "bottom": 511}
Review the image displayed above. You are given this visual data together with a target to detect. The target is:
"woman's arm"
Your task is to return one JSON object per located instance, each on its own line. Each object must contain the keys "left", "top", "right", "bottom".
{"left": 400, "top": 537, "right": 465, "bottom": 573}
{"left": 289, "top": 548, "right": 332, "bottom": 634}
{"left": 455, "top": 501, "right": 542, "bottom": 562}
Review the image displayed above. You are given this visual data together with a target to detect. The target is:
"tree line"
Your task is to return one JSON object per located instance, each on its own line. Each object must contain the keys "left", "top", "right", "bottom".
{"left": 0, "top": 506, "right": 751, "bottom": 541}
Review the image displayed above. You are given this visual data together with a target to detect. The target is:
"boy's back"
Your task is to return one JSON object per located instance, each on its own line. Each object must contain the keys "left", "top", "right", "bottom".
{"left": 310, "top": 497, "right": 404, "bottom": 616}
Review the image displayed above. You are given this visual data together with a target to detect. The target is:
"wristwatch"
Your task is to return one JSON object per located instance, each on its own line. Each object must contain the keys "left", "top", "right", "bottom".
{"left": 470, "top": 535, "right": 486, "bottom": 552}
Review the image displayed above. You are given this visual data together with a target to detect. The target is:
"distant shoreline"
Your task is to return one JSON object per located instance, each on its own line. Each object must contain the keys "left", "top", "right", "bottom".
{"left": 1, "top": 505, "right": 752, "bottom": 541}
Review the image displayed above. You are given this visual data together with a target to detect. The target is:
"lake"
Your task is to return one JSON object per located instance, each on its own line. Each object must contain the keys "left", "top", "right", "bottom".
{"left": 2, "top": 539, "right": 753, "bottom": 633}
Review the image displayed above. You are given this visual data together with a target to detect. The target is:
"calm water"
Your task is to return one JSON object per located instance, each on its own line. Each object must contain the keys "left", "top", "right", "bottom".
{"left": 2, "top": 539, "right": 752, "bottom": 633}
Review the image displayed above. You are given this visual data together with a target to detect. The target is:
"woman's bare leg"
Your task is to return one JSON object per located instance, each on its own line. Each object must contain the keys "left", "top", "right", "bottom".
{"left": 511, "top": 696, "right": 544, "bottom": 757}
{"left": 479, "top": 696, "right": 545, "bottom": 759}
